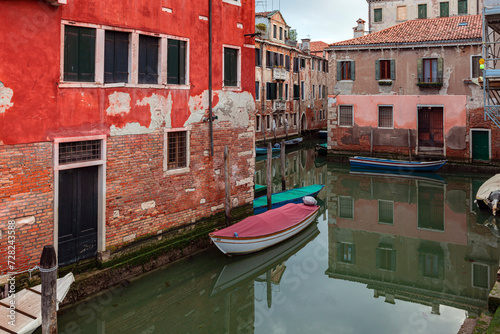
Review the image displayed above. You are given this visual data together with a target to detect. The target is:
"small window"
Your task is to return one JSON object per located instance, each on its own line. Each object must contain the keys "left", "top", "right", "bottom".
{"left": 374, "top": 8, "right": 382, "bottom": 23}
{"left": 285, "top": 55, "right": 290, "bottom": 71}
{"left": 338, "top": 196, "right": 354, "bottom": 219}
{"left": 293, "top": 84, "right": 300, "bottom": 100}
{"left": 167, "top": 39, "right": 186, "bottom": 85}
{"left": 300, "top": 58, "right": 306, "bottom": 69}
{"left": 418, "top": 4, "right": 427, "bottom": 19}
{"left": 293, "top": 58, "right": 299, "bottom": 73}
{"left": 440, "top": 2, "right": 449, "bottom": 17}
{"left": 278, "top": 82, "right": 283, "bottom": 100}
{"left": 312, "top": 59, "right": 315, "bottom": 71}
{"left": 339, "top": 243, "right": 355, "bottom": 264}
{"left": 224, "top": 47, "right": 239, "bottom": 87}
{"left": 285, "top": 83, "right": 289, "bottom": 100}
{"left": 279, "top": 27, "right": 283, "bottom": 40}
{"left": 423, "top": 58, "right": 439, "bottom": 83}
{"left": 301, "top": 81, "right": 305, "bottom": 100}
{"left": 273, "top": 24, "right": 277, "bottom": 39}
{"left": 266, "top": 82, "right": 277, "bottom": 100}
{"left": 458, "top": 0, "right": 467, "bottom": 15}
{"left": 376, "top": 247, "right": 396, "bottom": 271}
{"left": 339, "top": 105, "right": 353, "bottom": 127}
{"left": 255, "top": 48, "right": 262, "bottom": 67}
{"left": 255, "top": 81, "right": 260, "bottom": 101}
{"left": 337, "top": 61, "right": 354, "bottom": 81}
{"left": 378, "top": 200, "right": 394, "bottom": 224}
{"left": 64, "top": 25, "right": 96, "bottom": 82}
{"left": 256, "top": 114, "right": 261, "bottom": 132}
{"left": 138, "top": 35, "right": 160, "bottom": 84}
{"left": 378, "top": 106, "right": 393, "bottom": 128}
{"left": 266, "top": 115, "right": 271, "bottom": 130}
{"left": 318, "top": 86, "right": 322, "bottom": 100}
{"left": 378, "top": 60, "right": 392, "bottom": 80}
{"left": 167, "top": 130, "right": 187, "bottom": 170}
{"left": 104, "top": 31, "right": 130, "bottom": 83}
{"left": 472, "top": 263, "right": 489, "bottom": 289}
{"left": 312, "top": 85, "right": 315, "bottom": 99}
{"left": 472, "top": 55, "right": 481, "bottom": 78}
{"left": 397, "top": 6, "right": 407, "bottom": 21}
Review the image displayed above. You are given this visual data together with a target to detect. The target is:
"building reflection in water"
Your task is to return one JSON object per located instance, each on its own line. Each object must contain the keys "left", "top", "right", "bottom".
{"left": 325, "top": 167, "right": 500, "bottom": 317}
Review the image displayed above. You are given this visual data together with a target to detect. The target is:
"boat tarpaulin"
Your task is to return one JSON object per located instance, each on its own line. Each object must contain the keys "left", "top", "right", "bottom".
{"left": 213, "top": 203, "right": 318, "bottom": 238}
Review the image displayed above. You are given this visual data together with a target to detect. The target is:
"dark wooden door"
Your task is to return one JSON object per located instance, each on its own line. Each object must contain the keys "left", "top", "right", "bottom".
{"left": 418, "top": 107, "right": 443, "bottom": 147}
{"left": 472, "top": 130, "right": 489, "bottom": 161}
{"left": 58, "top": 166, "right": 98, "bottom": 266}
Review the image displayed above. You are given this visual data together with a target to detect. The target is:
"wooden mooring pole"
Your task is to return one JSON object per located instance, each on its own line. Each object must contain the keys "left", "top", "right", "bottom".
{"left": 224, "top": 146, "right": 231, "bottom": 227}
{"left": 408, "top": 129, "right": 412, "bottom": 162}
{"left": 266, "top": 142, "right": 272, "bottom": 211}
{"left": 40, "top": 245, "right": 57, "bottom": 334}
{"left": 280, "top": 140, "right": 286, "bottom": 191}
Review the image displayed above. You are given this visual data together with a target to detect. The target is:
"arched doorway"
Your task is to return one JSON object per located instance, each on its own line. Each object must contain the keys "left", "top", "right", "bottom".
{"left": 300, "top": 113, "right": 307, "bottom": 134}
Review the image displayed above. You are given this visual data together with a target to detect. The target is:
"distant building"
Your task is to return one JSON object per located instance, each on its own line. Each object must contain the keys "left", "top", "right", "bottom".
{"left": 367, "top": 0, "right": 483, "bottom": 33}
{"left": 255, "top": 10, "right": 328, "bottom": 142}
{"left": 326, "top": 15, "right": 490, "bottom": 161}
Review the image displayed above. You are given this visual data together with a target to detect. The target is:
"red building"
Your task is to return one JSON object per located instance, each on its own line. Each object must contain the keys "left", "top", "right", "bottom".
{"left": 0, "top": 0, "right": 256, "bottom": 278}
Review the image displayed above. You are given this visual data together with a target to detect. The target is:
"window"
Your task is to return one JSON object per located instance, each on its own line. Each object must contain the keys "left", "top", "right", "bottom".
{"left": 418, "top": 4, "right": 427, "bottom": 19}
{"left": 301, "top": 81, "right": 305, "bottom": 100}
{"left": 278, "top": 82, "right": 283, "bottom": 100}
{"left": 59, "top": 140, "right": 101, "bottom": 164}
{"left": 338, "top": 196, "right": 354, "bottom": 219}
{"left": 293, "top": 84, "right": 300, "bottom": 100}
{"left": 397, "top": 6, "right": 407, "bottom": 21}
{"left": 440, "top": 2, "right": 449, "bottom": 17}
{"left": 266, "top": 115, "right": 271, "bottom": 130}
{"left": 472, "top": 55, "right": 481, "bottom": 78}
{"left": 293, "top": 113, "right": 297, "bottom": 126}
{"left": 255, "top": 48, "right": 262, "bottom": 67}
{"left": 256, "top": 115, "right": 261, "bottom": 132}
{"left": 255, "top": 81, "right": 260, "bottom": 101}
{"left": 293, "top": 58, "right": 299, "bottom": 73}
{"left": 64, "top": 25, "right": 96, "bottom": 82}
{"left": 338, "top": 243, "right": 355, "bottom": 264}
{"left": 312, "top": 59, "right": 315, "bottom": 71}
{"left": 418, "top": 58, "right": 443, "bottom": 83}
{"left": 223, "top": 47, "right": 239, "bottom": 87}
{"left": 266, "top": 82, "right": 277, "bottom": 100}
{"left": 378, "top": 200, "right": 394, "bottom": 224}
{"left": 339, "top": 105, "right": 353, "bottom": 127}
{"left": 139, "top": 35, "right": 159, "bottom": 84}
{"left": 374, "top": 8, "right": 382, "bottom": 23}
{"left": 318, "top": 85, "right": 322, "bottom": 100}
{"left": 472, "top": 263, "right": 489, "bottom": 288}
{"left": 285, "top": 55, "right": 290, "bottom": 71}
{"left": 273, "top": 24, "right": 277, "bottom": 38}
{"left": 104, "top": 31, "right": 129, "bottom": 83}
{"left": 376, "top": 59, "right": 394, "bottom": 80}
{"left": 167, "top": 39, "right": 186, "bottom": 85}
{"left": 166, "top": 130, "right": 188, "bottom": 170}
{"left": 285, "top": 83, "right": 289, "bottom": 100}
{"left": 312, "top": 85, "right": 315, "bottom": 99}
{"left": 458, "top": 0, "right": 467, "bottom": 15}
{"left": 279, "top": 27, "right": 283, "bottom": 40}
{"left": 378, "top": 106, "right": 393, "bottom": 128}
{"left": 300, "top": 58, "right": 306, "bottom": 69}
{"left": 376, "top": 247, "right": 396, "bottom": 271}
{"left": 337, "top": 61, "right": 354, "bottom": 81}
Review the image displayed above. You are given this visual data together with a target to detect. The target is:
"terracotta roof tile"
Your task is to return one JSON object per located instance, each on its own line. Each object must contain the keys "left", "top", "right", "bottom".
{"left": 329, "top": 15, "right": 481, "bottom": 48}
{"left": 310, "top": 41, "right": 329, "bottom": 52}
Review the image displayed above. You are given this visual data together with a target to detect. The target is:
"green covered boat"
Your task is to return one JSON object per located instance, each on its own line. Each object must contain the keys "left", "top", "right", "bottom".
{"left": 253, "top": 184, "right": 324, "bottom": 214}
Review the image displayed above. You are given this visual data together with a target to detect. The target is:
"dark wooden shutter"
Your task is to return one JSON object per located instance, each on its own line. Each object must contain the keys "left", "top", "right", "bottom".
{"left": 255, "top": 82, "right": 260, "bottom": 100}
{"left": 64, "top": 26, "right": 96, "bottom": 82}
{"left": 437, "top": 58, "right": 443, "bottom": 83}
{"left": 417, "top": 59, "right": 423, "bottom": 82}
{"left": 350, "top": 61, "right": 355, "bottom": 80}
{"left": 418, "top": 4, "right": 427, "bottom": 19}
{"left": 224, "top": 48, "right": 237, "bottom": 86}
{"left": 255, "top": 48, "right": 262, "bottom": 66}
{"left": 168, "top": 39, "right": 180, "bottom": 84}
{"left": 440, "top": 2, "right": 449, "bottom": 17}
{"left": 139, "top": 35, "right": 159, "bottom": 84}
{"left": 336, "top": 62, "right": 341, "bottom": 81}
{"left": 64, "top": 25, "right": 80, "bottom": 82}
{"left": 390, "top": 59, "right": 395, "bottom": 80}
{"left": 266, "top": 50, "right": 271, "bottom": 68}
{"left": 285, "top": 55, "right": 290, "bottom": 71}
{"left": 375, "top": 60, "right": 380, "bottom": 80}
{"left": 105, "top": 31, "right": 129, "bottom": 83}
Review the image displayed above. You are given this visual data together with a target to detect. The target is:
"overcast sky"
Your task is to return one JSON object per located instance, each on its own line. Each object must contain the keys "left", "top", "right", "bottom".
{"left": 256, "top": 0, "right": 369, "bottom": 43}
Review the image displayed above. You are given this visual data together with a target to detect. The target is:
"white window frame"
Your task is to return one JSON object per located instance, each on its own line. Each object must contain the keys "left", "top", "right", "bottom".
{"left": 256, "top": 81, "right": 260, "bottom": 101}
{"left": 256, "top": 114, "right": 261, "bottom": 132}
{"left": 338, "top": 195, "right": 354, "bottom": 219}
{"left": 222, "top": 0, "right": 241, "bottom": 6}
{"left": 471, "top": 54, "right": 482, "bottom": 79}
{"left": 378, "top": 200, "right": 394, "bottom": 225}
{"left": 59, "top": 21, "right": 190, "bottom": 89}
{"left": 222, "top": 44, "right": 241, "bottom": 91}
{"left": 338, "top": 105, "right": 354, "bottom": 127}
{"left": 378, "top": 105, "right": 394, "bottom": 129}
{"left": 163, "top": 127, "right": 191, "bottom": 175}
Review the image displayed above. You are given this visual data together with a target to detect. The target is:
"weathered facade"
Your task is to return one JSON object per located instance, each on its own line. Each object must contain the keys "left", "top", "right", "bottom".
{"left": 368, "top": 0, "right": 484, "bottom": 33}
{"left": 0, "top": 0, "right": 256, "bottom": 279}
{"left": 255, "top": 10, "right": 328, "bottom": 143}
{"left": 326, "top": 15, "right": 494, "bottom": 161}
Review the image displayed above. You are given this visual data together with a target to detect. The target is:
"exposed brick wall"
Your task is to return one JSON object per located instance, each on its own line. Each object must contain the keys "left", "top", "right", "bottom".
{"left": 0, "top": 143, "right": 54, "bottom": 277}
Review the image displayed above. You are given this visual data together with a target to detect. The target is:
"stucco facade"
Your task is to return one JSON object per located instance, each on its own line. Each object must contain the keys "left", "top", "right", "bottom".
{"left": 0, "top": 0, "right": 256, "bottom": 277}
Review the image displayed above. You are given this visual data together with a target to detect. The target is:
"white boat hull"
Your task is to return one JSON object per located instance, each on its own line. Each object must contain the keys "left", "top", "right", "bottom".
{"left": 210, "top": 208, "right": 319, "bottom": 255}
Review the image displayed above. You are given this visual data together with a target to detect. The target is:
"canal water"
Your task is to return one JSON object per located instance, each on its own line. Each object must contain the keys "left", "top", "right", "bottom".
{"left": 54, "top": 140, "right": 500, "bottom": 334}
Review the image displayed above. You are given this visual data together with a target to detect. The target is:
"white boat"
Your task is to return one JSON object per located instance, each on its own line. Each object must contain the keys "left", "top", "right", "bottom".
{"left": 209, "top": 202, "right": 320, "bottom": 256}
{"left": 476, "top": 174, "right": 500, "bottom": 215}
{"left": 0, "top": 272, "right": 74, "bottom": 334}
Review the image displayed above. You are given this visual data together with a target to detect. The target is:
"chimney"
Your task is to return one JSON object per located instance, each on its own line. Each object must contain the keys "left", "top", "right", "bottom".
{"left": 301, "top": 38, "right": 311, "bottom": 53}
{"left": 353, "top": 18, "right": 366, "bottom": 38}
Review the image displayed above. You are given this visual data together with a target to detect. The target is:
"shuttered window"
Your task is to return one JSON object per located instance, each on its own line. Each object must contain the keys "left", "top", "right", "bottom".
{"left": 378, "top": 200, "right": 394, "bottom": 224}
{"left": 138, "top": 35, "right": 159, "bottom": 84}
{"left": 379, "top": 60, "right": 391, "bottom": 80}
{"left": 418, "top": 58, "right": 443, "bottom": 83}
{"left": 376, "top": 247, "right": 396, "bottom": 271}
{"left": 339, "top": 105, "right": 353, "bottom": 127}
{"left": 337, "top": 61, "right": 354, "bottom": 81}
{"left": 167, "top": 131, "right": 187, "bottom": 170}
{"left": 285, "top": 83, "right": 289, "bottom": 100}
{"left": 472, "top": 55, "right": 481, "bottom": 78}
{"left": 285, "top": 55, "right": 290, "bottom": 71}
{"left": 104, "top": 31, "right": 129, "bottom": 83}
{"left": 338, "top": 196, "right": 354, "bottom": 219}
{"left": 418, "top": 4, "right": 427, "bottom": 19}
{"left": 458, "top": 0, "right": 467, "bottom": 15}
{"left": 224, "top": 47, "right": 238, "bottom": 87}
{"left": 293, "top": 58, "right": 299, "bottom": 73}
{"left": 374, "top": 8, "right": 382, "bottom": 22}
{"left": 338, "top": 243, "right": 355, "bottom": 264}
{"left": 293, "top": 84, "right": 300, "bottom": 100}
{"left": 167, "top": 39, "right": 186, "bottom": 85}
{"left": 255, "top": 48, "right": 262, "bottom": 67}
{"left": 266, "top": 82, "right": 277, "bottom": 100}
{"left": 301, "top": 81, "right": 305, "bottom": 100}
{"left": 440, "top": 2, "right": 449, "bottom": 17}
{"left": 255, "top": 82, "right": 260, "bottom": 101}
{"left": 64, "top": 26, "right": 96, "bottom": 82}
{"left": 378, "top": 106, "right": 393, "bottom": 128}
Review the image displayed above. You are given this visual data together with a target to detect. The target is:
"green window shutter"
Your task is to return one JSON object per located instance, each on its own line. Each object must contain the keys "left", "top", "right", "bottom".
{"left": 167, "top": 40, "right": 180, "bottom": 84}
{"left": 417, "top": 59, "right": 423, "bottom": 82}
{"left": 105, "top": 31, "right": 129, "bottom": 83}
{"left": 351, "top": 61, "right": 355, "bottom": 81}
{"left": 337, "top": 62, "right": 341, "bottom": 81}
{"left": 138, "top": 35, "right": 159, "bottom": 84}
{"left": 390, "top": 59, "right": 395, "bottom": 80}
{"left": 78, "top": 27, "right": 96, "bottom": 82}
{"left": 374, "top": 8, "right": 382, "bottom": 22}
{"left": 458, "top": 0, "right": 467, "bottom": 15}
{"left": 375, "top": 60, "right": 380, "bottom": 80}
{"left": 64, "top": 26, "right": 80, "bottom": 82}
{"left": 440, "top": 2, "right": 449, "bottom": 17}
{"left": 391, "top": 250, "right": 396, "bottom": 271}
{"left": 418, "top": 4, "right": 427, "bottom": 19}
{"left": 179, "top": 41, "right": 186, "bottom": 85}
{"left": 437, "top": 58, "right": 444, "bottom": 82}
{"left": 224, "top": 48, "right": 238, "bottom": 87}
{"left": 104, "top": 31, "right": 115, "bottom": 83}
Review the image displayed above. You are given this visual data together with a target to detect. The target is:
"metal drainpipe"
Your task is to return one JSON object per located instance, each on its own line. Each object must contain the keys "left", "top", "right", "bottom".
{"left": 209, "top": 0, "right": 214, "bottom": 156}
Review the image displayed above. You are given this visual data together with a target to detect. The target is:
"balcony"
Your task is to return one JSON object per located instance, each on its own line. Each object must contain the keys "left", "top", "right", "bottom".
{"left": 273, "top": 67, "right": 286, "bottom": 81}
{"left": 273, "top": 100, "right": 286, "bottom": 112}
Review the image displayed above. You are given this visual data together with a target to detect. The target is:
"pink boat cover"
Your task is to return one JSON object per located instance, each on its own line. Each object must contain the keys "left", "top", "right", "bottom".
{"left": 213, "top": 203, "right": 319, "bottom": 238}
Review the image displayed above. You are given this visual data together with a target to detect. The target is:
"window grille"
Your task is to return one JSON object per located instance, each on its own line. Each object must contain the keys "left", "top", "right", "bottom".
{"left": 59, "top": 140, "right": 101, "bottom": 164}
{"left": 168, "top": 131, "right": 187, "bottom": 169}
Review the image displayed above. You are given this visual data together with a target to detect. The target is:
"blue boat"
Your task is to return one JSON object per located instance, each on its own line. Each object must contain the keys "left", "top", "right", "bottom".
{"left": 349, "top": 156, "right": 447, "bottom": 172}
{"left": 256, "top": 147, "right": 281, "bottom": 155}
{"left": 253, "top": 184, "right": 324, "bottom": 214}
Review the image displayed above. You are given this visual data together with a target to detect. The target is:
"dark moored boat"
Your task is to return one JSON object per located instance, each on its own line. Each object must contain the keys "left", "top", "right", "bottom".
{"left": 349, "top": 156, "right": 447, "bottom": 172}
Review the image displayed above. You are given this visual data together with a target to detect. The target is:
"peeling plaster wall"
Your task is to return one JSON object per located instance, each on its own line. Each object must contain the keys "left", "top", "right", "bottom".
{"left": 0, "top": 83, "right": 13, "bottom": 114}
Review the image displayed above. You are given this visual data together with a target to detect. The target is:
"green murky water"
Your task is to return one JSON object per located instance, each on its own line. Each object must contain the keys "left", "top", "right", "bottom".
{"left": 55, "top": 142, "right": 500, "bottom": 334}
